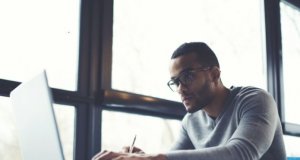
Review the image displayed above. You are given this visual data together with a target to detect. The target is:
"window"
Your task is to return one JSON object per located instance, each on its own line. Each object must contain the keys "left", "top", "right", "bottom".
{"left": 0, "top": 97, "right": 22, "bottom": 160}
{"left": 54, "top": 105, "right": 76, "bottom": 160}
{"left": 101, "top": 110, "right": 181, "bottom": 153}
{"left": 284, "top": 135, "right": 300, "bottom": 157}
{"left": 112, "top": 0, "right": 266, "bottom": 100}
{"left": 112, "top": 0, "right": 267, "bottom": 102}
{"left": 0, "top": 0, "right": 80, "bottom": 91}
{"left": 280, "top": 1, "right": 300, "bottom": 125}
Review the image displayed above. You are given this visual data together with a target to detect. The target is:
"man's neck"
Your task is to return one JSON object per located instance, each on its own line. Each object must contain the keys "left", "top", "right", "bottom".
{"left": 203, "top": 86, "right": 230, "bottom": 119}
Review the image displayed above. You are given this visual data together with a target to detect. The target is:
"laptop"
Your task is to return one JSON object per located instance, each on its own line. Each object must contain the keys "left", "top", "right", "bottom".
{"left": 10, "top": 70, "right": 65, "bottom": 160}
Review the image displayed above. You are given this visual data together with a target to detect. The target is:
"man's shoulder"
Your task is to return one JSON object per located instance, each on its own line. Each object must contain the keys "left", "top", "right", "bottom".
{"left": 229, "top": 86, "right": 277, "bottom": 113}
{"left": 230, "top": 85, "right": 265, "bottom": 92}
{"left": 230, "top": 86, "right": 270, "bottom": 99}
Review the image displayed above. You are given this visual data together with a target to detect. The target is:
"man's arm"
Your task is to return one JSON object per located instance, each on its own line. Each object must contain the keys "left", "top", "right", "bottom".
{"left": 165, "top": 90, "right": 281, "bottom": 160}
{"left": 170, "top": 124, "right": 195, "bottom": 150}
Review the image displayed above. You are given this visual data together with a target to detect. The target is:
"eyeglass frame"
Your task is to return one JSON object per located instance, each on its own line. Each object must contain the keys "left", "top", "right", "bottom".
{"left": 167, "top": 66, "right": 211, "bottom": 92}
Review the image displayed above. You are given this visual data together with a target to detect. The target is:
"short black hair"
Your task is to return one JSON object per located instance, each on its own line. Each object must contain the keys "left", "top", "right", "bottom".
{"left": 171, "top": 42, "right": 220, "bottom": 68}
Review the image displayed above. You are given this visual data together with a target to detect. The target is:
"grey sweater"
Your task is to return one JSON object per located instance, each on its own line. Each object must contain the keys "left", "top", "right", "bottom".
{"left": 166, "top": 86, "right": 286, "bottom": 160}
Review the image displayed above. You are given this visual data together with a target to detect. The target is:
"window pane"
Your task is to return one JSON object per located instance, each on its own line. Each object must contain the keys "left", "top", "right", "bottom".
{"left": 0, "top": 97, "right": 75, "bottom": 160}
{"left": 280, "top": 2, "right": 300, "bottom": 125}
{"left": 101, "top": 110, "right": 181, "bottom": 153}
{"left": 0, "top": 0, "right": 80, "bottom": 91}
{"left": 284, "top": 135, "right": 300, "bottom": 157}
{"left": 53, "top": 104, "right": 76, "bottom": 160}
{"left": 112, "top": 0, "right": 266, "bottom": 101}
{"left": 0, "top": 97, "right": 22, "bottom": 160}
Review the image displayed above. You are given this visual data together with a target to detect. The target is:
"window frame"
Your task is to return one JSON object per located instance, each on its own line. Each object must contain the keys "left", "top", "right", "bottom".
{"left": 265, "top": 0, "right": 300, "bottom": 136}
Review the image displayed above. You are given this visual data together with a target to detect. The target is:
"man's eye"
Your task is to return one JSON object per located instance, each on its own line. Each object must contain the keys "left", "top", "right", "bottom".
{"left": 169, "top": 80, "right": 179, "bottom": 86}
{"left": 173, "top": 80, "right": 180, "bottom": 86}
{"left": 180, "top": 73, "right": 193, "bottom": 83}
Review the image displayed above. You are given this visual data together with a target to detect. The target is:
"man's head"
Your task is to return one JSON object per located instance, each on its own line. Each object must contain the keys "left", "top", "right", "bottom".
{"left": 171, "top": 42, "right": 220, "bottom": 67}
{"left": 168, "top": 42, "right": 222, "bottom": 113}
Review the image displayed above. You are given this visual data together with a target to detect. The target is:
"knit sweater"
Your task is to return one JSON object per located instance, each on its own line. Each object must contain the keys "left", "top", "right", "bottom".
{"left": 166, "top": 86, "right": 286, "bottom": 160}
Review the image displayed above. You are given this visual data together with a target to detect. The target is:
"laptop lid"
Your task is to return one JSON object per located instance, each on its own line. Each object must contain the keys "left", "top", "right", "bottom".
{"left": 10, "top": 70, "right": 65, "bottom": 160}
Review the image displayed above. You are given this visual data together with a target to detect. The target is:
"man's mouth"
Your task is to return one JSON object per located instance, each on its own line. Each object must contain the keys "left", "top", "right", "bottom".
{"left": 182, "top": 96, "right": 192, "bottom": 102}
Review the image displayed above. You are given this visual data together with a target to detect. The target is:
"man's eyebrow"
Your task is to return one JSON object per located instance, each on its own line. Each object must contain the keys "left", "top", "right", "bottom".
{"left": 170, "top": 75, "right": 177, "bottom": 80}
{"left": 171, "top": 67, "right": 193, "bottom": 79}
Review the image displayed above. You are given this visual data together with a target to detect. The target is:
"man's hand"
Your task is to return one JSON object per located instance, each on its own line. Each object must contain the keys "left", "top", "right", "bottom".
{"left": 91, "top": 150, "right": 124, "bottom": 160}
{"left": 91, "top": 150, "right": 167, "bottom": 160}
{"left": 121, "top": 146, "right": 145, "bottom": 154}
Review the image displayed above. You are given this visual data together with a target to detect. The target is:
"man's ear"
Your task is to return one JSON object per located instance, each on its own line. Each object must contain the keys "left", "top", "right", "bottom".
{"left": 210, "top": 66, "right": 221, "bottom": 82}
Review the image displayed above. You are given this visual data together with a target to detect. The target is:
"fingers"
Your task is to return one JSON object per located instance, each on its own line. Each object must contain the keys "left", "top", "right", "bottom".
{"left": 121, "top": 146, "right": 143, "bottom": 154}
{"left": 91, "top": 150, "right": 109, "bottom": 160}
{"left": 131, "top": 147, "right": 145, "bottom": 154}
{"left": 91, "top": 150, "right": 125, "bottom": 160}
{"left": 91, "top": 147, "right": 145, "bottom": 160}
{"left": 111, "top": 154, "right": 139, "bottom": 160}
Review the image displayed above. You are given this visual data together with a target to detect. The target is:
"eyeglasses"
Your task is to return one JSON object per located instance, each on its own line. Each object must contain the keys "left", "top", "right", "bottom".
{"left": 167, "top": 67, "right": 211, "bottom": 92}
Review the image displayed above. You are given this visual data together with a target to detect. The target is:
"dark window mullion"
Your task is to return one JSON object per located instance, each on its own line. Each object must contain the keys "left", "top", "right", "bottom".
{"left": 75, "top": 0, "right": 104, "bottom": 159}
{"left": 0, "top": 79, "right": 20, "bottom": 97}
{"left": 76, "top": 0, "right": 115, "bottom": 159}
{"left": 102, "top": 90, "right": 185, "bottom": 119}
{"left": 264, "top": 0, "right": 284, "bottom": 118}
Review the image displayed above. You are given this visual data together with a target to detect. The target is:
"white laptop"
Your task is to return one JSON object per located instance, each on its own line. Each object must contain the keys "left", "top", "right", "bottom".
{"left": 10, "top": 70, "right": 65, "bottom": 160}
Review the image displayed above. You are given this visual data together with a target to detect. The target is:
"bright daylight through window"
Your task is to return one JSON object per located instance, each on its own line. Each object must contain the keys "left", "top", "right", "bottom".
{"left": 112, "top": 0, "right": 266, "bottom": 102}
{"left": 0, "top": 0, "right": 80, "bottom": 91}
{"left": 102, "top": 110, "right": 181, "bottom": 153}
{"left": 280, "top": 2, "right": 300, "bottom": 126}
{"left": 280, "top": 2, "right": 300, "bottom": 157}
{"left": 0, "top": 0, "right": 80, "bottom": 159}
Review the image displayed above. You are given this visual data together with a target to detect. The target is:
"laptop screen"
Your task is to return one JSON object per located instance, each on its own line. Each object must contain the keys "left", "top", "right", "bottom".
{"left": 10, "top": 71, "right": 65, "bottom": 160}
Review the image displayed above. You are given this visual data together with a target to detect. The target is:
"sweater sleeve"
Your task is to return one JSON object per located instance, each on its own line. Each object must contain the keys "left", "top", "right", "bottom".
{"left": 170, "top": 121, "right": 194, "bottom": 150}
{"left": 165, "top": 89, "right": 281, "bottom": 160}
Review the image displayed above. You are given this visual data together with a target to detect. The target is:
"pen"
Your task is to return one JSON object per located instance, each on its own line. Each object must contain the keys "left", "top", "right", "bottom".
{"left": 129, "top": 135, "right": 136, "bottom": 153}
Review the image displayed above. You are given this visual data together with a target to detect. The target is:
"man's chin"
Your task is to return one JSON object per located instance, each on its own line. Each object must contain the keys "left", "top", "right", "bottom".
{"left": 185, "top": 105, "right": 202, "bottom": 113}
{"left": 184, "top": 105, "right": 203, "bottom": 113}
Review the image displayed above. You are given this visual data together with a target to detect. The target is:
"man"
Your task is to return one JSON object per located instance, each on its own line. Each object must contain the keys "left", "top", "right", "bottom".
{"left": 92, "top": 42, "right": 286, "bottom": 160}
